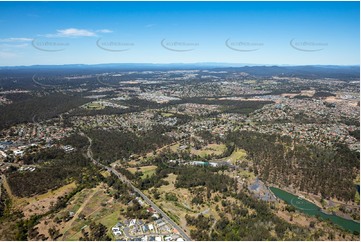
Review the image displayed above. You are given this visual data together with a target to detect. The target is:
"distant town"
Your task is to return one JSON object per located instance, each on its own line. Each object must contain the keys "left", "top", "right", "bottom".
{"left": 0, "top": 65, "right": 359, "bottom": 241}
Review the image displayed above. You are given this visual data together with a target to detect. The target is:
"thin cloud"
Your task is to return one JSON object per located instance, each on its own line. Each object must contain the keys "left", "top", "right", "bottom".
{"left": 145, "top": 24, "right": 156, "bottom": 28}
{"left": 0, "top": 43, "right": 29, "bottom": 48}
{"left": 97, "top": 29, "right": 113, "bottom": 33}
{"left": 0, "top": 38, "right": 33, "bottom": 42}
{"left": 0, "top": 51, "right": 17, "bottom": 58}
{"left": 45, "top": 28, "right": 96, "bottom": 37}
{"left": 44, "top": 28, "right": 113, "bottom": 38}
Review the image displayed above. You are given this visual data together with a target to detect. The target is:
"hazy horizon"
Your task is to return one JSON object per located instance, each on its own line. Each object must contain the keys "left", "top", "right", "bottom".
{"left": 1, "top": 62, "right": 360, "bottom": 69}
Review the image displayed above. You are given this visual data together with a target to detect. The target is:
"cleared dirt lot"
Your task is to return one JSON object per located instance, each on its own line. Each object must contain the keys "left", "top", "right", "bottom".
{"left": 35, "top": 183, "right": 126, "bottom": 241}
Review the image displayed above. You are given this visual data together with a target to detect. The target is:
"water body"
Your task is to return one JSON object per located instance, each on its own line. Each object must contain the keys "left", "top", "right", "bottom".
{"left": 269, "top": 187, "right": 360, "bottom": 233}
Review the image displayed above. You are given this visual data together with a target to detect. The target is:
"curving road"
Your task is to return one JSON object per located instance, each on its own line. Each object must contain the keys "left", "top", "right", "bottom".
{"left": 80, "top": 133, "right": 191, "bottom": 241}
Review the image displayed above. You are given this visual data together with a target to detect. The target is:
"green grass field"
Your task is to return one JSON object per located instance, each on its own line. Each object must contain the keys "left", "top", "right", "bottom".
{"left": 161, "top": 112, "right": 175, "bottom": 117}
{"left": 56, "top": 185, "right": 125, "bottom": 241}
{"left": 127, "top": 165, "right": 157, "bottom": 179}
{"left": 225, "top": 149, "right": 247, "bottom": 164}
{"left": 84, "top": 102, "right": 105, "bottom": 110}
{"left": 190, "top": 143, "right": 226, "bottom": 157}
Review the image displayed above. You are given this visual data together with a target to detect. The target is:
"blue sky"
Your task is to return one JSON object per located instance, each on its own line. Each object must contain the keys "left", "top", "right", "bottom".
{"left": 0, "top": 1, "right": 359, "bottom": 66}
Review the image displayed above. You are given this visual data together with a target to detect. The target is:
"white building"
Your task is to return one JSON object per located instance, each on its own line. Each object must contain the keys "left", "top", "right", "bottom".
{"left": 112, "top": 226, "right": 122, "bottom": 236}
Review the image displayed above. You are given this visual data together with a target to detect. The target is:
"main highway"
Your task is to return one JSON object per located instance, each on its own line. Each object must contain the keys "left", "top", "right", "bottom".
{"left": 80, "top": 133, "right": 191, "bottom": 241}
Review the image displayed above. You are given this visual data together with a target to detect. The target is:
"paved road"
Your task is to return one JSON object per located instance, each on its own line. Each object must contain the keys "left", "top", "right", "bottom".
{"left": 81, "top": 133, "right": 191, "bottom": 241}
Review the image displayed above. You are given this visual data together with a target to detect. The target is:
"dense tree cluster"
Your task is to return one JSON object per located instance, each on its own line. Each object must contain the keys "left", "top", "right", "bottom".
{"left": 185, "top": 214, "right": 213, "bottom": 240}
{"left": 182, "top": 97, "right": 273, "bottom": 114}
{"left": 60, "top": 134, "right": 89, "bottom": 150}
{"left": 80, "top": 222, "right": 111, "bottom": 241}
{"left": 185, "top": 188, "right": 310, "bottom": 241}
{"left": 349, "top": 130, "right": 360, "bottom": 141}
{"left": 174, "top": 166, "right": 234, "bottom": 194}
{"left": 104, "top": 173, "right": 133, "bottom": 202}
{"left": 0, "top": 93, "right": 87, "bottom": 130}
{"left": 15, "top": 215, "right": 41, "bottom": 240}
{"left": 313, "top": 91, "right": 336, "bottom": 98}
{"left": 87, "top": 126, "right": 174, "bottom": 164}
{"left": 225, "top": 130, "right": 359, "bottom": 201}
{"left": 123, "top": 199, "right": 151, "bottom": 220}
{"left": 165, "top": 192, "right": 178, "bottom": 202}
{"left": 7, "top": 150, "right": 100, "bottom": 197}
{"left": 134, "top": 150, "right": 233, "bottom": 194}
{"left": 137, "top": 167, "right": 170, "bottom": 190}
{"left": 22, "top": 147, "right": 65, "bottom": 165}
{"left": 67, "top": 106, "right": 137, "bottom": 118}
{"left": 0, "top": 185, "right": 10, "bottom": 219}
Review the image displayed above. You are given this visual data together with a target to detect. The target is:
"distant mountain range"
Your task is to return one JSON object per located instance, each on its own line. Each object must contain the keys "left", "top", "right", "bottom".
{"left": 0, "top": 62, "right": 359, "bottom": 68}
{"left": 0, "top": 63, "right": 359, "bottom": 79}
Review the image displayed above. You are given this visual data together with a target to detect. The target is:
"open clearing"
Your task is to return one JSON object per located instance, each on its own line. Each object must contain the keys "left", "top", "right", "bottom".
{"left": 22, "top": 182, "right": 77, "bottom": 219}
{"left": 35, "top": 183, "right": 125, "bottom": 241}
{"left": 84, "top": 102, "right": 105, "bottom": 110}
{"left": 169, "top": 143, "right": 180, "bottom": 152}
{"left": 146, "top": 173, "right": 197, "bottom": 234}
{"left": 146, "top": 173, "right": 228, "bottom": 235}
{"left": 127, "top": 165, "right": 157, "bottom": 179}
{"left": 161, "top": 112, "right": 175, "bottom": 117}
{"left": 2, "top": 175, "right": 76, "bottom": 219}
{"left": 223, "top": 148, "right": 247, "bottom": 164}
{"left": 190, "top": 143, "right": 226, "bottom": 157}
{"left": 324, "top": 96, "right": 359, "bottom": 107}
